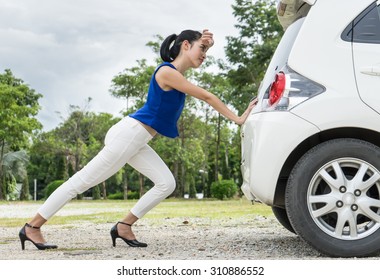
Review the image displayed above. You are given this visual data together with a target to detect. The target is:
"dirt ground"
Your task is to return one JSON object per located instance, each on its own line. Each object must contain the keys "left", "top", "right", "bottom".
{"left": 1, "top": 202, "right": 380, "bottom": 260}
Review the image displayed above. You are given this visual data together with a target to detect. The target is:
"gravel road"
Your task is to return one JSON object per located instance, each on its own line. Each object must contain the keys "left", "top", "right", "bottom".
{"left": 1, "top": 202, "right": 380, "bottom": 260}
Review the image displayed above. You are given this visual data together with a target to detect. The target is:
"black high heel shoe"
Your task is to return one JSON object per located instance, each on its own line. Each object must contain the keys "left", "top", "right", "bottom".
{"left": 19, "top": 223, "right": 58, "bottom": 250}
{"left": 110, "top": 221, "right": 147, "bottom": 247}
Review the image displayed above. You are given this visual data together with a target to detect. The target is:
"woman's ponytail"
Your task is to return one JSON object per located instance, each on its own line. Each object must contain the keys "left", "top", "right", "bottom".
{"left": 160, "top": 34, "right": 178, "bottom": 62}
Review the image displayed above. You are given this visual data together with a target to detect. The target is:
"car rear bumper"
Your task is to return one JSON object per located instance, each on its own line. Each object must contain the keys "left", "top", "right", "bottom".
{"left": 240, "top": 111, "right": 319, "bottom": 205}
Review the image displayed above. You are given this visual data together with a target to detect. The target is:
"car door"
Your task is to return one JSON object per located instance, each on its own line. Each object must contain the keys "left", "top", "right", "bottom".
{"left": 351, "top": 1, "right": 380, "bottom": 114}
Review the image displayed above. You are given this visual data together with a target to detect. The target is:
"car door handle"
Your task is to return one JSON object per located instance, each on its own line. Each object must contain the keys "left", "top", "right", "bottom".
{"left": 360, "top": 65, "right": 380, "bottom": 76}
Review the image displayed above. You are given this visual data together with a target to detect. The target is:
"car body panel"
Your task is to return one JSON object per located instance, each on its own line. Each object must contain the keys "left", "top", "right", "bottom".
{"left": 353, "top": 3, "right": 380, "bottom": 114}
{"left": 241, "top": 111, "right": 319, "bottom": 204}
{"left": 355, "top": 42, "right": 380, "bottom": 114}
{"left": 287, "top": 0, "right": 373, "bottom": 92}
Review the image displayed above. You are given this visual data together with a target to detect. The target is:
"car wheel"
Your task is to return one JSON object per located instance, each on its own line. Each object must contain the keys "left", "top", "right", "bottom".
{"left": 285, "top": 138, "right": 380, "bottom": 257}
{"left": 271, "top": 206, "right": 296, "bottom": 234}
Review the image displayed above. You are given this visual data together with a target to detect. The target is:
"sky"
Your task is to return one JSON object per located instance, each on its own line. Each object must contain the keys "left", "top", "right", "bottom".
{"left": 0, "top": 0, "right": 239, "bottom": 131}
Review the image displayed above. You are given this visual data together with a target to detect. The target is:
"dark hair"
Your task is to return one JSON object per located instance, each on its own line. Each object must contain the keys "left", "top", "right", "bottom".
{"left": 160, "top": 30, "right": 202, "bottom": 62}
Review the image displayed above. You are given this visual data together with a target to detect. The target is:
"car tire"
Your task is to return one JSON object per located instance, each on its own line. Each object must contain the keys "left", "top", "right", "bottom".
{"left": 285, "top": 138, "right": 380, "bottom": 257}
{"left": 271, "top": 206, "right": 296, "bottom": 234}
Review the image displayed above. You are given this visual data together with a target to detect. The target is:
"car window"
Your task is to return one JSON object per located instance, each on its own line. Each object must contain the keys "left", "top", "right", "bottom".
{"left": 342, "top": 3, "right": 380, "bottom": 44}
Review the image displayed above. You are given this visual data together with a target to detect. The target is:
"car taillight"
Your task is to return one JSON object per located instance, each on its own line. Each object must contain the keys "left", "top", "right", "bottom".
{"left": 261, "top": 65, "right": 325, "bottom": 111}
{"left": 269, "top": 72, "right": 286, "bottom": 106}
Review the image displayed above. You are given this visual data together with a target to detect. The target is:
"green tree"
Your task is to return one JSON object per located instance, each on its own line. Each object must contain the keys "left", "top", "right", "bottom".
{"left": 194, "top": 58, "right": 235, "bottom": 184}
{"left": 0, "top": 69, "right": 42, "bottom": 200}
{"left": 1, "top": 149, "right": 29, "bottom": 200}
{"left": 27, "top": 130, "right": 64, "bottom": 198}
{"left": 109, "top": 59, "right": 156, "bottom": 113}
{"left": 20, "top": 176, "right": 30, "bottom": 200}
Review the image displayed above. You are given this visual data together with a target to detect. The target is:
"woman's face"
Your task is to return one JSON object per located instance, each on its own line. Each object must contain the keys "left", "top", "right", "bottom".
{"left": 187, "top": 39, "right": 209, "bottom": 68}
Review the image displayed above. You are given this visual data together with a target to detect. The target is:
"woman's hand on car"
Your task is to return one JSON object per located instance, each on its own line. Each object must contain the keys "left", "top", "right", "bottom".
{"left": 236, "top": 97, "right": 258, "bottom": 125}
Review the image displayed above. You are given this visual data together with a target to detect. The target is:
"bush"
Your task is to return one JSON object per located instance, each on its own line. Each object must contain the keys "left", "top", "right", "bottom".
{"left": 108, "top": 191, "right": 140, "bottom": 200}
{"left": 108, "top": 192, "right": 123, "bottom": 200}
{"left": 127, "top": 191, "right": 140, "bottom": 200}
{"left": 210, "top": 179, "right": 238, "bottom": 200}
{"left": 44, "top": 180, "right": 65, "bottom": 199}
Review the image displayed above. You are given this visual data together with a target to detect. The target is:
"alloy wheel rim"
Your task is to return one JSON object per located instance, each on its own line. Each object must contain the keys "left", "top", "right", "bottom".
{"left": 307, "top": 157, "right": 380, "bottom": 240}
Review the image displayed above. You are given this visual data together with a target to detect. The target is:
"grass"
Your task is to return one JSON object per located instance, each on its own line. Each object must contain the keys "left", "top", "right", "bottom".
{"left": 0, "top": 198, "right": 273, "bottom": 227}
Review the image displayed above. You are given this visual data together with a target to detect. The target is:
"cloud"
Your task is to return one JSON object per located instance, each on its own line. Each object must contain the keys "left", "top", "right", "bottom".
{"left": 0, "top": 0, "right": 238, "bottom": 131}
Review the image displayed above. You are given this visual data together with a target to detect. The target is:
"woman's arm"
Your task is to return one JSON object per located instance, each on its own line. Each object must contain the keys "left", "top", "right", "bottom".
{"left": 156, "top": 67, "right": 257, "bottom": 125}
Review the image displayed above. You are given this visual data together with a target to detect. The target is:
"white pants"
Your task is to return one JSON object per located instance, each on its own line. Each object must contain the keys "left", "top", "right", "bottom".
{"left": 38, "top": 117, "right": 176, "bottom": 220}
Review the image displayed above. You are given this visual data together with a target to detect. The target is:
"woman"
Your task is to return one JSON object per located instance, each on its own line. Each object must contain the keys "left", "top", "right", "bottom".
{"left": 19, "top": 29, "right": 257, "bottom": 250}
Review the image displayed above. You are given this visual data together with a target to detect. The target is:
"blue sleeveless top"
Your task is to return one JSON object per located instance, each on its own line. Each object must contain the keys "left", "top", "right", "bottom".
{"left": 129, "top": 62, "right": 186, "bottom": 138}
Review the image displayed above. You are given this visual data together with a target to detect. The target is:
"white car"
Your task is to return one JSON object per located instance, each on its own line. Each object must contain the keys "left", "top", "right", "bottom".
{"left": 241, "top": 0, "right": 380, "bottom": 257}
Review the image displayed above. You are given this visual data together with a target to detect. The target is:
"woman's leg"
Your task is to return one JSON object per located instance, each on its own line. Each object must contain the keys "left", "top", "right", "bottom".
{"left": 23, "top": 213, "right": 47, "bottom": 244}
{"left": 116, "top": 144, "right": 176, "bottom": 240}
{"left": 24, "top": 117, "right": 152, "bottom": 242}
{"left": 128, "top": 144, "right": 176, "bottom": 218}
